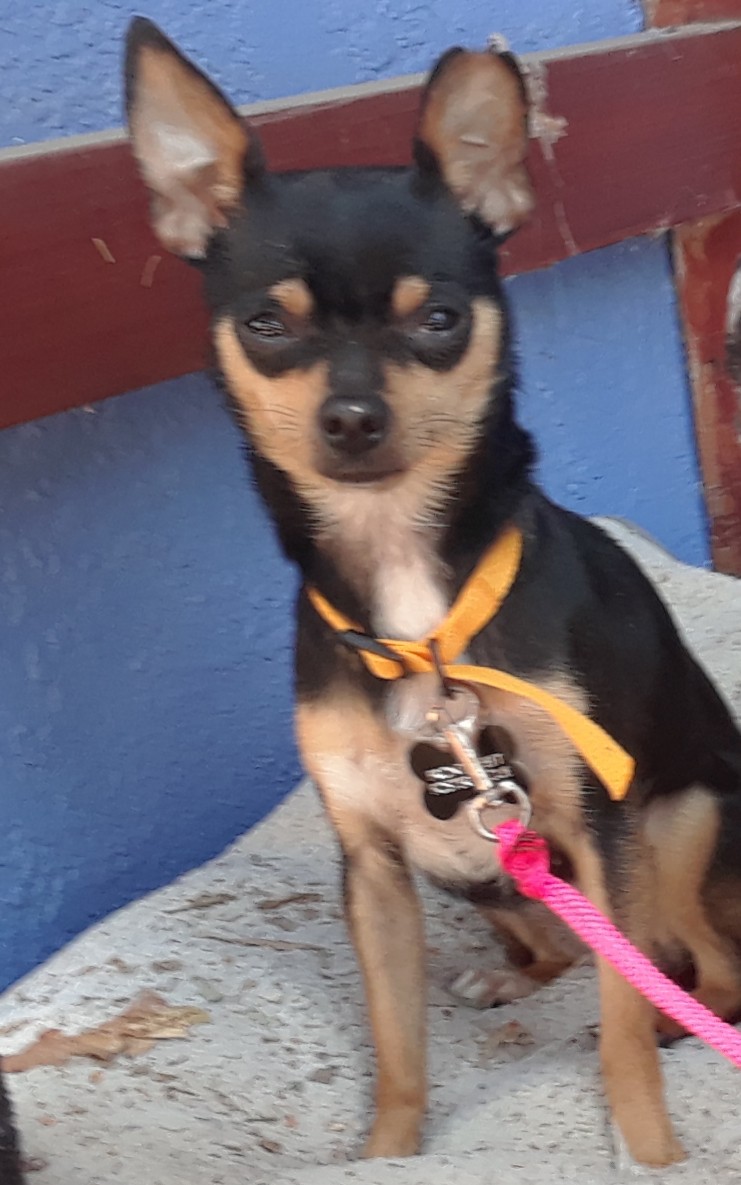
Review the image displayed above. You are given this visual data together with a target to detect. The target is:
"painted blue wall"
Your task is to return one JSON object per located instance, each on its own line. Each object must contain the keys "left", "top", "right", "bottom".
{"left": 511, "top": 237, "right": 707, "bottom": 565}
{"left": 0, "top": 0, "right": 642, "bottom": 149}
{"left": 1, "top": 0, "right": 706, "bottom": 990}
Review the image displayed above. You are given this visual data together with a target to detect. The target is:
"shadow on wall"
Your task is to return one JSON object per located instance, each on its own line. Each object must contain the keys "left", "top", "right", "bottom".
{"left": 0, "top": 233, "right": 705, "bottom": 992}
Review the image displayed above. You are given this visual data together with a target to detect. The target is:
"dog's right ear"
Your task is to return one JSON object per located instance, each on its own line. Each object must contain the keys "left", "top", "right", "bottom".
{"left": 125, "top": 17, "right": 262, "bottom": 259}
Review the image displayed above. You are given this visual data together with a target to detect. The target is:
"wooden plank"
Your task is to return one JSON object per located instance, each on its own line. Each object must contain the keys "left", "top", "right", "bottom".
{"left": 646, "top": 0, "right": 741, "bottom": 27}
{"left": 673, "top": 214, "right": 741, "bottom": 574}
{"left": 643, "top": 1, "right": 741, "bottom": 573}
{"left": 2, "top": 23, "right": 741, "bottom": 430}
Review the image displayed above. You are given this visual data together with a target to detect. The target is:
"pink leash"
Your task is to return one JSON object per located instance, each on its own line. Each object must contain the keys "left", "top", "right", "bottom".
{"left": 495, "top": 820, "right": 741, "bottom": 1068}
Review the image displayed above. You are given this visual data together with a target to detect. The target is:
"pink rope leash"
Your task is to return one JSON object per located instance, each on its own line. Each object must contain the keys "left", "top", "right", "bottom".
{"left": 495, "top": 820, "right": 741, "bottom": 1068}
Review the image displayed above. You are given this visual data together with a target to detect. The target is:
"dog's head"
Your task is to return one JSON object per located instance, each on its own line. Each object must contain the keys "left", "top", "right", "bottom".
{"left": 125, "top": 19, "right": 533, "bottom": 516}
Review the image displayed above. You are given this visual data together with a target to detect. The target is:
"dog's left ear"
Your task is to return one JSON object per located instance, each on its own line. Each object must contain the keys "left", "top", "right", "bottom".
{"left": 415, "top": 47, "right": 534, "bottom": 236}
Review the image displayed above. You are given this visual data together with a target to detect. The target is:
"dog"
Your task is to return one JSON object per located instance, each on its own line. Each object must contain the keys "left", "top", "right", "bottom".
{"left": 0, "top": 1067, "right": 25, "bottom": 1185}
{"left": 125, "top": 18, "right": 741, "bottom": 1168}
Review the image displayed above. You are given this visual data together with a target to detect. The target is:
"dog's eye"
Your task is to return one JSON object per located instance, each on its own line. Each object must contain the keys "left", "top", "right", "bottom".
{"left": 419, "top": 307, "right": 460, "bottom": 334}
{"left": 245, "top": 312, "right": 288, "bottom": 339}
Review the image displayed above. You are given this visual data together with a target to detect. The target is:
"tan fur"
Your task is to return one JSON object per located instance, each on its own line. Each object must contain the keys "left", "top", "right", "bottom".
{"left": 391, "top": 276, "right": 431, "bottom": 319}
{"left": 383, "top": 299, "right": 501, "bottom": 481}
{"left": 268, "top": 278, "right": 314, "bottom": 320}
{"left": 215, "top": 319, "right": 328, "bottom": 473}
{"left": 565, "top": 826, "right": 686, "bottom": 1167}
{"left": 296, "top": 696, "right": 426, "bottom": 1156}
{"left": 645, "top": 789, "right": 741, "bottom": 1034}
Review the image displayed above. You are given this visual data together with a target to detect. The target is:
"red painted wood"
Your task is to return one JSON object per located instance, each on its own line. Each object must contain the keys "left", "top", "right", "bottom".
{"left": 645, "top": 0, "right": 741, "bottom": 573}
{"left": 673, "top": 218, "right": 741, "bottom": 574}
{"left": 646, "top": 0, "right": 741, "bottom": 27}
{"left": 2, "top": 24, "right": 741, "bottom": 430}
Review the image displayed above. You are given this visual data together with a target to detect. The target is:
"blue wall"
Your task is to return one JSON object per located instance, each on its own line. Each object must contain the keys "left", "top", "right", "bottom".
{"left": 0, "top": 0, "right": 706, "bottom": 990}
{"left": 0, "top": 0, "right": 641, "bottom": 148}
{"left": 512, "top": 237, "right": 707, "bottom": 564}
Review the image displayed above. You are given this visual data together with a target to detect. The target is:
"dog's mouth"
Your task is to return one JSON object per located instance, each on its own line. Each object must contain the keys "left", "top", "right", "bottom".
{"left": 319, "top": 465, "right": 406, "bottom": 486}
{"left": 316, "top": 449, "right": 407, "bottom": 486}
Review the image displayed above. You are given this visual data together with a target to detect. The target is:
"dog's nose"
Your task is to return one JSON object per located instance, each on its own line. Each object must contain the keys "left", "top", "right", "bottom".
{"left": 319, "top": 396, "right": 389, "bottom": 455}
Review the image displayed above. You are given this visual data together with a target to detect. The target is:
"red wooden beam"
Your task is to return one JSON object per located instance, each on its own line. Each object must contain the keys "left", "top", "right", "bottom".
{"left": 2, "top": 22, "right": 741, "bottom": 431}
{"left": 643, "top": 1, "right": 741, "bottom": 573}
{"left": 673, "top": 215, "right": 741, "bottom": 574}
{"left": 646, "top": 1, "right": 741, "bottom": 25}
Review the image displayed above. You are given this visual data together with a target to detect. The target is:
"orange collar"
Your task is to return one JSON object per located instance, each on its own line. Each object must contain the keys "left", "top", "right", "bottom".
{"left": 306, "top": 525, "right": 634, "bottom": 801}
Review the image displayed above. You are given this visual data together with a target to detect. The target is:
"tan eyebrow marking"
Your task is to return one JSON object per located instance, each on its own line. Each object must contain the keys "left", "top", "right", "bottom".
{"left": 391, "top": 276, "right": 431, "bottom": 319}
{"left": 268, "top": 278, "right": 314, "bottom": 319}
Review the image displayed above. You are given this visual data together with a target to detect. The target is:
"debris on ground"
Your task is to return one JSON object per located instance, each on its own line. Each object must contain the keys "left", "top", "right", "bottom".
{"left": 2, "top": 992, "right": 210, "bottom": 1073}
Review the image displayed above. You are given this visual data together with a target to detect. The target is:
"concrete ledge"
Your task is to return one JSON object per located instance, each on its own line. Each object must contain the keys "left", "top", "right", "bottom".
{"left": 2, "top": 525, "right": 740, "bottom": 1184}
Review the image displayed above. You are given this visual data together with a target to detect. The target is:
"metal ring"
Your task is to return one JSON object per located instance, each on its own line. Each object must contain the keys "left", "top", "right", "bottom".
{"left": 467, "top": 779, "right": 532, "bottom": 842}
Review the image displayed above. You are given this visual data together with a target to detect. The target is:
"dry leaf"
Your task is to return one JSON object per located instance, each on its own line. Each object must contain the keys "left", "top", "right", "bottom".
{"left": 2, "top": 991, "right": 210, "bottom": 1073}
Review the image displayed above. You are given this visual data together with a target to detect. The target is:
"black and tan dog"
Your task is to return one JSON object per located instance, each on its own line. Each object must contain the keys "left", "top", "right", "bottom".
{"left": 125, "top": 19, "right": 741, "bottom": 1168}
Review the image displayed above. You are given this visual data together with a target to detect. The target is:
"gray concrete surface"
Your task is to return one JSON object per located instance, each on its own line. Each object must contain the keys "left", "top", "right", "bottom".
{"left": 2, "top": 518, "right": 740, "bottom": 1184}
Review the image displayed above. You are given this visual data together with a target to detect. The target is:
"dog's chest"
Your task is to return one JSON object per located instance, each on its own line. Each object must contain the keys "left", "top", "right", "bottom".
{"left": 301, "top": 667, "right": 586, "bottom": 889}
{"left": 308, "top": 498, "right": 585, "bottom": 883}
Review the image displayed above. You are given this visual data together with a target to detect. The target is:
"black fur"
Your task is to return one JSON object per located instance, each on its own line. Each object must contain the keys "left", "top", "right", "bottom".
{"left": 0, "top": 1069, "right": 25, "bottom": 1185}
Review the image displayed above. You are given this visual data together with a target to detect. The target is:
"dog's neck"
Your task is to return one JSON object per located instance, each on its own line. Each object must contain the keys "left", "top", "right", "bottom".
{"left": 312, "top": 476, "right": 451, "bottom": 640}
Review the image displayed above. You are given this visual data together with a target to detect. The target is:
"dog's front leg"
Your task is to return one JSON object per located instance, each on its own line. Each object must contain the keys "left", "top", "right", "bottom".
{"left": 574, "top": 835, "right": 685, "bottom": 1168}
{"left": 342, "top": 833, "right": 427, "bottom": 1158}
{"left": 297, "top": 695, "right": 427, "bottom": 1157}
{"left": 597, "top": 959, "right": 685, "bottom": 1168}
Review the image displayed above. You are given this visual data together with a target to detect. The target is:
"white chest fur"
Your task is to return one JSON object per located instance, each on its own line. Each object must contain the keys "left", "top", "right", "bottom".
{"left": 317, "top": 481, "right": 450, "bottom": 640}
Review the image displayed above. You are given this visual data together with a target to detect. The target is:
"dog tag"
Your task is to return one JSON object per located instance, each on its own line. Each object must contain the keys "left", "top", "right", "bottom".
{"left": 409, "top": 678, "right": 514, "bottom": 819}
{"left": 411, "top": 730, "right": 512, "bottom": 820}
{"left": 410, "top": 678, "right": 531, "bottom": 831}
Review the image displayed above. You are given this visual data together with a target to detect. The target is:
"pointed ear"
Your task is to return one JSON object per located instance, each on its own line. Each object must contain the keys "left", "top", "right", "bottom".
{"left": 125, "top": 17, "right": 261, "bottom": 259}
{"left": 415, "top": 46, "right": 534, "bottom": 236}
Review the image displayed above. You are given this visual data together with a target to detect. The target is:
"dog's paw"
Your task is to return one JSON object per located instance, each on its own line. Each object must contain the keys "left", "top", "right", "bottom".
{"left": 360, "top": 1108, "right": 422, "bottom": 1159}
{"left": 610, "top": 1121, "right": 686, "bottom": 1174}
{"left": 448, "top": 966, "right": 540, "bottom": 1009}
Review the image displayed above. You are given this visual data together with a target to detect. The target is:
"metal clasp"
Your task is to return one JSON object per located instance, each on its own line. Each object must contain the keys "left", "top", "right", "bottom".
{"left": 468, "top": 779, "right": 532, "bottom": 843}
{"left": 425, "top": 677, "right": 532, "bottom": 842}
